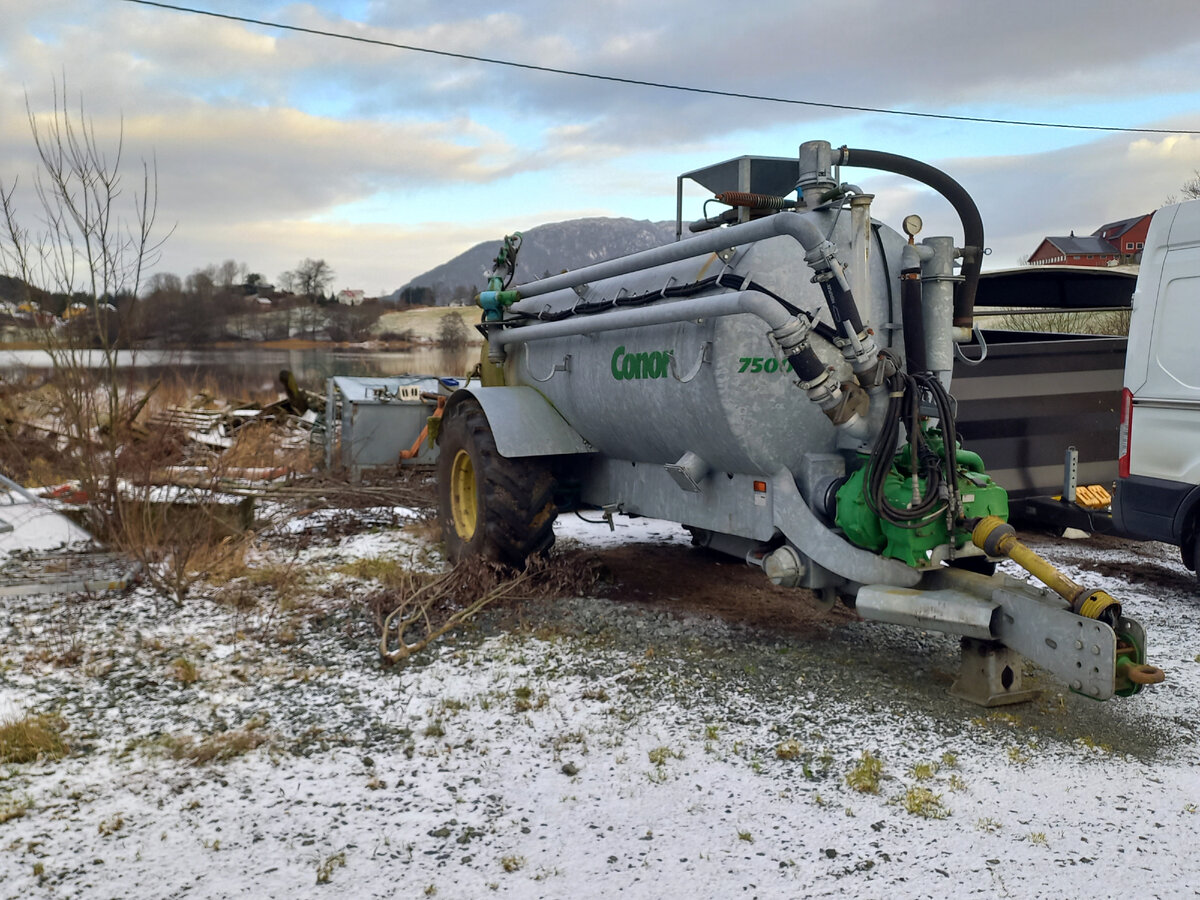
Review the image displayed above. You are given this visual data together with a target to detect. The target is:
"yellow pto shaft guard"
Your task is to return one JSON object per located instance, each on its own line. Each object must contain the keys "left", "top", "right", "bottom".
{"left": 970, "top": 516, "right": 1121, "bottom": 624}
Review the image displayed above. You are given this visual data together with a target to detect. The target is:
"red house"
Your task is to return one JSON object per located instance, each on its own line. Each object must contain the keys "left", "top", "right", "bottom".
{"left": 1027, "top": 213, "right": 1153, "bottom": 267}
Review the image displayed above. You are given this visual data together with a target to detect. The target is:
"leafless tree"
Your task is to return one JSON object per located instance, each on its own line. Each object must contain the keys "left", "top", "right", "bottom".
{"left": 216, "top": 258, "right": 245, "bottom": 290}
{"left": 1164, "top": 169, "right": 1200, "bottom": 206}
{"left": 281, "top": 258, "right": 334, "bottom": 302}
{"left": 0, "top": 83, "right": 168, "bottom": 526}
{"left": 1181, "top": 171, "right": 1200, "bottom": 201}
{"left": 0, "top": 83, "right": 247, "bottom": 604}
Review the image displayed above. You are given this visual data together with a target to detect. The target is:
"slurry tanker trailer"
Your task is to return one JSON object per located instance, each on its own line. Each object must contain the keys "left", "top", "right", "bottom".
{"left": 435, "top": 140, "right": 1165, "bottom": 706}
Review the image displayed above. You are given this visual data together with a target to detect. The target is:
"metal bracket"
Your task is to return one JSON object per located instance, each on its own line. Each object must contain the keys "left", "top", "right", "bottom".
{"left": 525, "top": 346, "right": 572, "bottom": 383}
{"left": 950, "top": 638, "right": 1039, "bottom": 707}
{"left": 1063, "top": 446, "right": 1079, "bottom": 503}
{"left": 601, "top": 503, "right": 620, "bottom": 532}
{"left": 668, "top": 342, "right": 713, "bottom": 383}
{"left": 991, "top": 587, "right": 1117, "bottom": 700}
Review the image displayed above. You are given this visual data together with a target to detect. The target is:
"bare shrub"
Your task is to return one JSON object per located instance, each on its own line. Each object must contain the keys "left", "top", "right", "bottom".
{"left": 373, "top": 553, "right": 603, "bottom": 665}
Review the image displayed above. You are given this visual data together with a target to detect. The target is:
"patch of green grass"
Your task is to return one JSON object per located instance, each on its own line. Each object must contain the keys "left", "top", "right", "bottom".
{"left": 845, "top": 751, "right": 883, "bottom": 794}
{"left": 513, "top": 686, "right": 547, "bottom": 713}
{"left": 900, "top": 787, "right": 949, "bottom": 819}
{"left": 0, "top": 713, "right": 69, "bottom": 764}
{"left": 648, "top": 746, "right": 683, "bottom": 766}
{"left": 501, "top": 855, "right": 525, "bottom": 873}
{"left": 424, "top": 721, "right": 446, "bottom": 738}
{"left": 940, "top": 751, "right": 958, "bottom": 768}
{"left": 737, "top": 830, "right": 754, "bottom": 843}
{"left": 976, "top": 817, "right": 1002, "bottom": 833}
{"left": 1006, "top": 745, "right": 1031, "bottom": 765}
{"left": 1027, "top": 832, "right": 1048, "bottom": 846}
{"left": 908, "top": 761, "right": 938, "bottom": 781}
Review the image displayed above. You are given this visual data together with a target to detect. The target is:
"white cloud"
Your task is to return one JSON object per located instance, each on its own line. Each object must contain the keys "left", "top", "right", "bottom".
{"left": 1, "top": 0, "right": 1199, "bottom": 290}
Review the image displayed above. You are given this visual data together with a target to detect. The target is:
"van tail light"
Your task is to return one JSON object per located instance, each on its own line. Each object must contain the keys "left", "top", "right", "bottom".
{"left": 1118, "top": 387, "right": 1133, "bottom": 479}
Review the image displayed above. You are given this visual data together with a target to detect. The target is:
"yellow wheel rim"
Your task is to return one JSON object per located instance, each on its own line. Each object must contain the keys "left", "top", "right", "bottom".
{"left": 449, "top": 449, "right": 478, "bottom": 540}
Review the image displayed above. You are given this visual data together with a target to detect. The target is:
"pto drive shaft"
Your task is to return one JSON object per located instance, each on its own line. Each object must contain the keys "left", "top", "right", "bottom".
{"left": 971, "top": 516, "right": 1164, "bottom": 688}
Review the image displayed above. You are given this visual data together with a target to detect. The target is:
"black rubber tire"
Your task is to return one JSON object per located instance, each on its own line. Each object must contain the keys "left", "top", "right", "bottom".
{"left": 436, "top": 398, "right": 557, "bottom": 567}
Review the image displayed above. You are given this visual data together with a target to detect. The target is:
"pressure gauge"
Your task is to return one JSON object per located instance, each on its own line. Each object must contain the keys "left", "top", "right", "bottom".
{"left": 902, "top": 214, "right": 923, "bottom": 238}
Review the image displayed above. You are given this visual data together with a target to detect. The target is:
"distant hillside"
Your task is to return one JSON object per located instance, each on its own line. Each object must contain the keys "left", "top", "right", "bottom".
{"left": 394, "top": 217, "right": 679, "bottom": 305}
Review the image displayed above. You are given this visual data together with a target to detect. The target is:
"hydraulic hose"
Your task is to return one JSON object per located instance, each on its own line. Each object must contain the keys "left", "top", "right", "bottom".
{"left": 899, "top": 268, "right": 928, "bottom": 374}
{"left": 819, "top": 279, "right": 865, "bottom": 338}
{"left": 839, "top": 148, "right": 984, "bottom": 330}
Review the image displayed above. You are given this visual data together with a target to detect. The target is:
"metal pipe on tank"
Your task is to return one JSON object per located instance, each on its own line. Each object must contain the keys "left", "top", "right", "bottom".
{"left": 920, "top": 236, "right": 959, "bottom": 387}
{"left": 848, "top": 194, "right": 874, "bottom": 308}
{"left": 510, "top": 212, "right": 831, "bottom": 300}
{"left": 798, "top": 141, "right": 838, "bottom": 209}
{"left": 491, "top": 290, "right": 796, "bottom": 352}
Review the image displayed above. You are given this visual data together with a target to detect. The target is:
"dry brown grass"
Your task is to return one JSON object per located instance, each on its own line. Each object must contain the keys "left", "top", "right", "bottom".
{"left": 0, "top": 713, "right": 69, "bottom": 764}
{"left": 169, "top": 656, "right": 200, "bottom": 685}
{"left": 337, "top": 556, "right": 410, "bottom": 588}
{"left": 223, "top": 420, "right": 314, "bottom": 471}
{"left": 164, "top": 722, "right": 270, "bottom": 765}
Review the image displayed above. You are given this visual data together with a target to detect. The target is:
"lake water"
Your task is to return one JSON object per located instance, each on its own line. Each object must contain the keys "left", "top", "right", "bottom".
{"left": 0, "top": 345, "right": 478, "bottom": 399}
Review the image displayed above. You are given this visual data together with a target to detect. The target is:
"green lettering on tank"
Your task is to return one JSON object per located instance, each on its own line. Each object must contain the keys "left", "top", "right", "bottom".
{"left": 610, "top": 345, "right": 671, "bottom": 381}
{"left": 738, "top": 356, "right": 792, "bottom": 374}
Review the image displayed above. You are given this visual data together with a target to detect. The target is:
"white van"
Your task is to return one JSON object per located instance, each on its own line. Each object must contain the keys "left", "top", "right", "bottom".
{"left": 1114, "top": 198, "right": 1200, "bottom": 577}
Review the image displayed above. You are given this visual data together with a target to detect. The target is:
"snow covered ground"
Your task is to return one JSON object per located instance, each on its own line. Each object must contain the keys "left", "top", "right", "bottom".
{"left": 1, "top": 508, "right": 1198, "bottom": 899}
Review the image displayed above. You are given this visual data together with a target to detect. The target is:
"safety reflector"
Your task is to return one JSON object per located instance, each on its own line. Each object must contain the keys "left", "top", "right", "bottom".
{"left": 753, "top": 481, "right": 767, "bottom": 493}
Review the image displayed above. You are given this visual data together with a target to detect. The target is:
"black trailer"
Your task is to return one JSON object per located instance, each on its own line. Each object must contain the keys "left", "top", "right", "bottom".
{"left": 953, "top": 266, "right": 1134, "bottom": 534}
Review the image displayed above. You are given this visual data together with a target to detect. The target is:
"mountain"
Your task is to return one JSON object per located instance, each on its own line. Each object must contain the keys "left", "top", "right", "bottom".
{"left": 393, "top": 217, "right": 680, "bottom": 305}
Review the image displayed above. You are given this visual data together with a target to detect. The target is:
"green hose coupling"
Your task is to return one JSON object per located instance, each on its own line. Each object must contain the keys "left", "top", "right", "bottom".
{"left": 478, "top": 289, "right": 521, "bottom": 322}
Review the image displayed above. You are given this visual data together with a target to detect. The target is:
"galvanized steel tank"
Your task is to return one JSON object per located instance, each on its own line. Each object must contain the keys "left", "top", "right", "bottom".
{"left": 504, "top": 212, "right": 909, "bottom": 476}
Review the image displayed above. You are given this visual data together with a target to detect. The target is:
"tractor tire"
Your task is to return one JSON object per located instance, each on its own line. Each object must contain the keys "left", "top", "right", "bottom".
{"left": 436, "top": 397, "right": 557, "bottom": 567}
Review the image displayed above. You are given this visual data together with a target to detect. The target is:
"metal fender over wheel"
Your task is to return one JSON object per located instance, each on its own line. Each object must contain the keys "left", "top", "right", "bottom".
{"left": 437, "top": 397, "right": 557, "bottom": 566}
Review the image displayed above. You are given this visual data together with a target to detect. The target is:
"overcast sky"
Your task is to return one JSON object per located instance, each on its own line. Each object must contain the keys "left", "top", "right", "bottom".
{"left": 3, "top": 0, "right": 1199, "bottom": 295}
